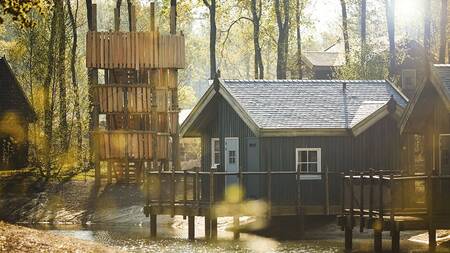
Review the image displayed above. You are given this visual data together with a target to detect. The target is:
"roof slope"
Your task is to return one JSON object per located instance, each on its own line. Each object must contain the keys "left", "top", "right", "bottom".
{"left": 432, "top": 64, "right": 450, "bottom": 100}
{"left": 302, "top": 51, "right": 345, "bottom": 67}
{"left": 181, "top": 79, "right": 408, "bottom": 137}
{"left": 0, "top": 57, "right": 37, "bottom": 122}
{"left": 222, "top": 79, "right": 407, "bottom": 130}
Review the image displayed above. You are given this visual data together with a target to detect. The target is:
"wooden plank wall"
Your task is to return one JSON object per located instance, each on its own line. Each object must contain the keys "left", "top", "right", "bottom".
{"left": 95, "top": 132, "right": 169, "bottom": 160}
{"left": 86, "top": 32, "right": 185, "bottom": 69}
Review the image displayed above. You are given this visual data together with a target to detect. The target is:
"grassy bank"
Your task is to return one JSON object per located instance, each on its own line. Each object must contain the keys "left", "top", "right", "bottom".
{"left": 0, "top": 221, "right": 121, "bottom": 252}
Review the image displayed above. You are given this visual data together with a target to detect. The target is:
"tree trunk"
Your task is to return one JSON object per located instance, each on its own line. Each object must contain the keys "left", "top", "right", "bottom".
{"left": 439, "top": 0, "right": 447, "bottom": 63}
{"left": 296, "top": 0, "right": 302, "bottom": 79}
{"left": 361, "top": 0, "right": 366, "bottom": 78}
{"left": 116, "top": 0, "right": 122, "bottom": 29}
{"left": 424, "top": 0, "right": 431, "bottom": 57}
{"left": 57, "top": 0, "right": 69, "bottom": 152}
{"left": 275, "top": 0, "right": 290, "bottom": 79}
{"left": 127, "top": 0, "right": 132, "bottom": 31}
{"left": 67, "top": 0, "right": 82, "bottom": 158}
{"left": 203, "top": 0, "right": 217, "bottom": 79}
{"left": 340, "top": 0, "right": 350, "bottom": 63}
{"left": 86, "top": 0, "right": 93, "bottom": 30}
{"left": 251, "top": 0, "right": 264, "bottom": 79}
{"left": 386, "top": 0, "right": 396, "bottom": 79}
{"left": 43, "top": 5, "right": 58, "bottom": 177}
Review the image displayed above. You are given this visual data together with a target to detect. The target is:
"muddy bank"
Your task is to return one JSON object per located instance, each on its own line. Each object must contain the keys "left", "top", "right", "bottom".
{"left": 0, "top": 176, "right": 146, "bottom": 225}
{"left": 0, "top": 221, "right": 121, "bottom": 252}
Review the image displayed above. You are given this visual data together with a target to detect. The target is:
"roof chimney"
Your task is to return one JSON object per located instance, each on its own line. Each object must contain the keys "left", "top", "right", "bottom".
{"left": 342, "top": 82, "right": 347, "bottom": 91}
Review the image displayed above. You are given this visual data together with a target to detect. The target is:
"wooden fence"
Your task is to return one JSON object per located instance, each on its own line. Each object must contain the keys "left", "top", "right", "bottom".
{"left": 86, "top": 31, "right": 185, "bottom": 69}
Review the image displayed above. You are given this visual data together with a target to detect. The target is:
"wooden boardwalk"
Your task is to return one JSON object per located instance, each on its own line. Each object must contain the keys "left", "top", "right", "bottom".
{"left": 338, "top": 170, "right": 450, "bottom": 252}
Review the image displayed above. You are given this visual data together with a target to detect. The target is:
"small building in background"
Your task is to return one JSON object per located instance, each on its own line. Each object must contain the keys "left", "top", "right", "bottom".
{"left": 0, "top": 57, "right": 36, "bottom": 169}
{"left": 302, "top": 51, "right": 345, "bottom": 79}
{"left": 396, "top": 39, "right": 436, "bottom": 98}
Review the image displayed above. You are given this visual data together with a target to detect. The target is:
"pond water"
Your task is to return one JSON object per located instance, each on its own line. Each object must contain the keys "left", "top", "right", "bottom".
{"left": 28, "top": 216, "right": 446, "bottom": 253}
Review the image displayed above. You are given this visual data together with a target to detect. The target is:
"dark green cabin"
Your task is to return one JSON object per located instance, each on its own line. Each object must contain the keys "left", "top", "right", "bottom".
{"left": 181, "top": 78, "right": 409, "bottom": 215}
{"left": 0, "top": 57, "right": 36, "bottom": 169}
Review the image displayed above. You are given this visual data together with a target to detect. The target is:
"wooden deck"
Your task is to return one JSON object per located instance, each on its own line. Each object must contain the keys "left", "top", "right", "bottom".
{"left": 142, "top": 169, "right": 342, "bottom": 239}
{"left": 339, "top": 170, "right": 450, "bottom": 252}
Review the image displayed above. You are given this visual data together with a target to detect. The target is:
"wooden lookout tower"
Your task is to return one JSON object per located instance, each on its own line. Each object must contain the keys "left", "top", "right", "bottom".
{"left": 86, "top": 1, "right": 185, "bottom": 184}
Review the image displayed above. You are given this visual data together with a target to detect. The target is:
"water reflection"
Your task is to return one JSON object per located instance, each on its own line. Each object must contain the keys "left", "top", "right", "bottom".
{"left": 27, "top": 216, "right": 446, "bottom": 253}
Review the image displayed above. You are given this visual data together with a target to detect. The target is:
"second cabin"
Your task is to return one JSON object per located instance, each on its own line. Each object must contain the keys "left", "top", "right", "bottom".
{"left": 181, "top": 78, "right": 409, "bottom": 215}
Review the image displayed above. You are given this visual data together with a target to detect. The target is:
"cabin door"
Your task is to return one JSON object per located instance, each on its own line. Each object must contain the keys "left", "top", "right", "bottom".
{"left": 225, "top": 137, "right": 239, "bottom": 188}
{"left": 439, "top": 134, "right": 450, "bottom": 175}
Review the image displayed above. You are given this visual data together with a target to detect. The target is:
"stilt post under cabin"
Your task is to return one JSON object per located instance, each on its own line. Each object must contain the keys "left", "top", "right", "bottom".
{"left": 205, "top": 216, "right": 211, "bottom": 239}
{"left": 374, "top": 170, "right": 384, "bottom": 253}
{"left": 427, "top": 173, "right": 436, "bottom": 251}
{"left": 188, "top": 216, "right": 195, "bottom": 240}
{"left": 391, "top": 221, "right": 400, "bottom": 253}
{"left": 233, "top": 216, "right": 240, "bottom": 240}
{"left": 210, "top": 167, "right": 217, "bottom": 240}
{"left": 150, "top": 214, "right": 157, "bottom": 238}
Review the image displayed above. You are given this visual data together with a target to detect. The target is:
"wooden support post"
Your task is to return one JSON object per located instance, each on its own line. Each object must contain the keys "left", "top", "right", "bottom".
{"left": 204, "top": 216, "right": 211, "bottom": 239}
{"left": 369, "top": 169, "right": 374, "bottom": 221}
{"left": 344, "top": 215, "right": 353, "bottom": 252}
{"left": 374, "top": 225, "right": 383, "bottom": 253}
{"left": 233, "top": 216, "right": 240, "bottom": 240}
{"left": 429, "top": 228, "right": 436, "bottom": 252}
{"left": 150, "top": 214, "right": 157, "bottom": 238}
{"left": 211, "top": 218, "right": 218, "bottom": 240}
{"left": 341, "top": 172, "right": 345, "bottom": 218}
{"left": 349, "top": 171, "right": 354, "bottom": 228}
{"left": 107, "top": 161, "right": 112, "bottom": 184}
{"left": 267, "top": 169, "right": 272, "bottom": 217}
{"left": 296, "top": 161, "right": 301, "bottom": 215}
{"left": 188, "top": 216, "right": 195, "bottom": 240}
{"left": 379, "top": 171, "right": 384, "bottom": 218}
{"left": 324, "top": 168, "right": 330, "bottom": 215}
{"left": 360, "top": 172, "right": 364, "bottom": 232}
{"left": 390, "top": 173, "right": 395, "bottom": 237}
{"left": 297, "top": 212, "right": 305, "bottom": 237}
{"left": 427, "top": 175, "right": 436, "bottom": 252}
{"left": 391, "top": 221, "right": 400, "bottom": 253}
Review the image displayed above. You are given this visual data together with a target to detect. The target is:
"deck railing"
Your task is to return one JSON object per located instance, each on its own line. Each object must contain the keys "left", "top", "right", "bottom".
{"left": 144, "top": 168, "right": 342, "bottom": 217}
{"left": 341, "top": 169, "right": 450, "bottom": 231}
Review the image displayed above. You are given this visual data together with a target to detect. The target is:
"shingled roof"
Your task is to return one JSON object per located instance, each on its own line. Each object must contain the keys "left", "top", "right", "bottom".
{"left": 181, "top": 79, "right": 408, "bottom": 137}
{"left": 432, "top": 64, "right": 450, "bottom": 100}
{"left": 400, "top": 64, "right": 450, "bottom": 133}
{"left": 0, "top": 57, "right": 36, "bottom": 122}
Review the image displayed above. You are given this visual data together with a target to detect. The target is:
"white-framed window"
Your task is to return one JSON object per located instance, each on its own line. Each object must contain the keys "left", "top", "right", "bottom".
{"left": 211, "top": 138, "right": 220, "bottom": 168}
{"left": 295, "top": 148, "right": 321, "bottom": 179}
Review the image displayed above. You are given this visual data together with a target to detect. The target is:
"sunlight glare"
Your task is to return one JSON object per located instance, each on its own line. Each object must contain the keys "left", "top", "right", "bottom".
{"left": 396, "top": 0, "right": 423, "bottom": 24}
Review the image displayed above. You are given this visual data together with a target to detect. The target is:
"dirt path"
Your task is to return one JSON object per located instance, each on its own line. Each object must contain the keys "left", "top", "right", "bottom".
{"left": 0, "top": 221, "right": 122, "bottom": 252}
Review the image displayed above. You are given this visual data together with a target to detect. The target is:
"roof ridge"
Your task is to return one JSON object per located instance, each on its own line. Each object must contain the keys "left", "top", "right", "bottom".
{"left": 222, "top": 79, "right": 387, "bottom": 83}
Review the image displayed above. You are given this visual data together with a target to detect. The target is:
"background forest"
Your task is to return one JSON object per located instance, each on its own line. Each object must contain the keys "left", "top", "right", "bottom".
{"left": 0, "top": 0, "right": 446, "bottom": 180}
